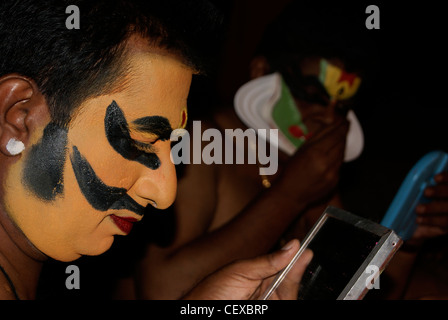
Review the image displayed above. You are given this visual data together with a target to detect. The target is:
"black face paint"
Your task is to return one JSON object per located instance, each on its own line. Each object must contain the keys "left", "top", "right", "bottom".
{"left": 70, "top": 146, "right": 146, "bottom": 216}
{"left": 22, "top": 123, "right": 68, "bottom": 201}
{"left": 104, "top": 101, "right": 172, "bottom": 170}
{"left": 132, "top": 116, "right": 172, "bottom": 142}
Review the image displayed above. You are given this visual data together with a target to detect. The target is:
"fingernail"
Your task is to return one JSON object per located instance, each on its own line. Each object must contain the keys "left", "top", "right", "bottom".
{"left": 281, "top": 239, "right": 295, "bottom": 251}
{"left": 304, "top": 250, "right": 314, "bottom": 264}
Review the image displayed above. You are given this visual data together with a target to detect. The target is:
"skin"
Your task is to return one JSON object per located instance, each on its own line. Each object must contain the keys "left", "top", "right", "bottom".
{"left": 135, "top": 55, "right": 351, "bottom": 299}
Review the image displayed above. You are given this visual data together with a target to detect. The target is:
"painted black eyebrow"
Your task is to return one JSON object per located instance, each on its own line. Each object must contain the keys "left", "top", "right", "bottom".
{"left": 70, "top": 146, "right": 146, "bottom": 216}
{"left": 132, "top": 116, "right": 173, "bottom": 142}
{"left": 104, "top": 100, "right": 166, "bottom": 170}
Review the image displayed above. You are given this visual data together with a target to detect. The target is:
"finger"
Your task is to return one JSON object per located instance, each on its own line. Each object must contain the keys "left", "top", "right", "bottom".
{"left": 416, "top": 201, "right": 448, "bottom": 215}
{"left": 423, "top": 185, "right": 448, "bottom": 198}
{"left": 306, "top": 120, "right": 349, "bottom": 148}
{"left": 413, "top": 225, "right": 447, "bottom": 239}
{"left": 232, "top": 239, "right": 302, "bottom": 281}
{"left": 251, "top": 239, "right": 300, "bottom": 279}
{"left": 416, "top": 214, "right": 448, "bottom": 228}
{"left": 302, "top": 122, "right": 348, "bottom": 166}
{"left": 273, "top": 249, "right": 313, "bottom": 300}
{"left": 326, "top": 135, "right": 346, "bottom": 163}
{"left": 434, "top": 171, "right": 448, "bottom": 183}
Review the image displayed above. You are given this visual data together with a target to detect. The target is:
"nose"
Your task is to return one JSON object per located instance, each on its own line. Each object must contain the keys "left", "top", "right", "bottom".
{"left": 127, "top": 141, "right": 177, "bottom": 210}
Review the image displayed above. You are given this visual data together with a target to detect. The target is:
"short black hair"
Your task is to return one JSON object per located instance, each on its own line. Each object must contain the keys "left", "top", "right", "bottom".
{"left": 256, "top": 0, "right": 375, "bottom": 75}
{"left": 0, "top": 0, "right": 222, "bottom": 127}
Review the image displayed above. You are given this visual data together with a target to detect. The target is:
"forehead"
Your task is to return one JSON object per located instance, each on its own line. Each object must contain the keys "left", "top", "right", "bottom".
{"left": 120, "top": 51, "right": 193, "bottom": 120}
{"left": 71, "top": 50, "right": 193, "bottom": 128}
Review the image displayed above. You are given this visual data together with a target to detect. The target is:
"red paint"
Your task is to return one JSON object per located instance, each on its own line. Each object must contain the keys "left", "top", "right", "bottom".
{"left": 288, "top": 125, "right": 304, "bottom": 138}
{"left": 338, "top": 71, "right": 358, "bottom": 87}
{"left": 180, "top": 109, "right": 187, "bottom": 128}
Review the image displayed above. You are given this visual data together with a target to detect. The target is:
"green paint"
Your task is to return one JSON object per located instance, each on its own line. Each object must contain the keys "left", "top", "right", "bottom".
{"left": 271, "top": 77, "right": 308, "bottom": 148}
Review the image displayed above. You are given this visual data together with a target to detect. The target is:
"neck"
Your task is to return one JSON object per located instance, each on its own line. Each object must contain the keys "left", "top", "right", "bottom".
{"left": 0, "top": 209, "right": 47, "bottom": 300}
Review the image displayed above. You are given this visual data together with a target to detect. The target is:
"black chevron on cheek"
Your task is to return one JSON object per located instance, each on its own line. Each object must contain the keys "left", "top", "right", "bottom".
{"left": 70, "top": 145, "right": 146, "bottom": 216}
{"left": 104, "top": 100, "right": 163, "bottom": 170}
{"left": 22, "top": 123, "right": 68, "bottom": 201}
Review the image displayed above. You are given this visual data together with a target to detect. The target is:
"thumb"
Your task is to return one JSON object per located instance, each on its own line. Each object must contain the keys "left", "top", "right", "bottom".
{"left": 273, "top": 247, "right": 313, "bottom": 300}
{"left": 234, "top": 239, "right": 303, "bottom": 280}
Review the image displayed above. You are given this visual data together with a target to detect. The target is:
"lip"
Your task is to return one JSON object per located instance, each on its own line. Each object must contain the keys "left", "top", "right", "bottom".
{"left": 110, "top": 215, "right": 139, "bottom": 235}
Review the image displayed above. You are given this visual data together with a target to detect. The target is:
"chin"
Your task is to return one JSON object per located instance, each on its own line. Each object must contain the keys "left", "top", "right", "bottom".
{"left": 53, "top": 236, "right": 116, "bottom": 262}
{"left": 83, "top": 235, "right": 116, "bottom": 257}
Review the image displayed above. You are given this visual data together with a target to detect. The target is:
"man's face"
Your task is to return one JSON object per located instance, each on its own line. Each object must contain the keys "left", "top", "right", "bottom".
{"left": 3, "top": 51, "right": 192, "bottom": 261}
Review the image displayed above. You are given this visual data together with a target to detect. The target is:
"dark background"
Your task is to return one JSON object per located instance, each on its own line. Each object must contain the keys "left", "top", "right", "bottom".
{"left": 204, "top": 0, "right": 448, "bottom": 222}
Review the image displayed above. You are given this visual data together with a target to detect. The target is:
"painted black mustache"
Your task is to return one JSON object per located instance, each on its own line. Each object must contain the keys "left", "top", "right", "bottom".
{"left": 70, "top": 146, "right": 146, "bottom": 216}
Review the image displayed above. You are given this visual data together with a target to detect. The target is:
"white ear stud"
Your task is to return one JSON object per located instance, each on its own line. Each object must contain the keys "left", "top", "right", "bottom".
{"left": 6, "top": 138, "right": 25, "bottom": 156}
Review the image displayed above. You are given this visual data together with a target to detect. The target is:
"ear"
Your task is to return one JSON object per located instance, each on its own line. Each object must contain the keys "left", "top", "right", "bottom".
{"left": 249, "top": 56, "right": 271, "bottom": 79}
{"left": 0, "top": 74, "right": 50, "bottom": 157}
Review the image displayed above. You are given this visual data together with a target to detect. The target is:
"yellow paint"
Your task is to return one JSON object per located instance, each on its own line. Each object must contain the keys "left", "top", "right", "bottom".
{"left": 320, "top": 60, "right": 361, "bottom": 100}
